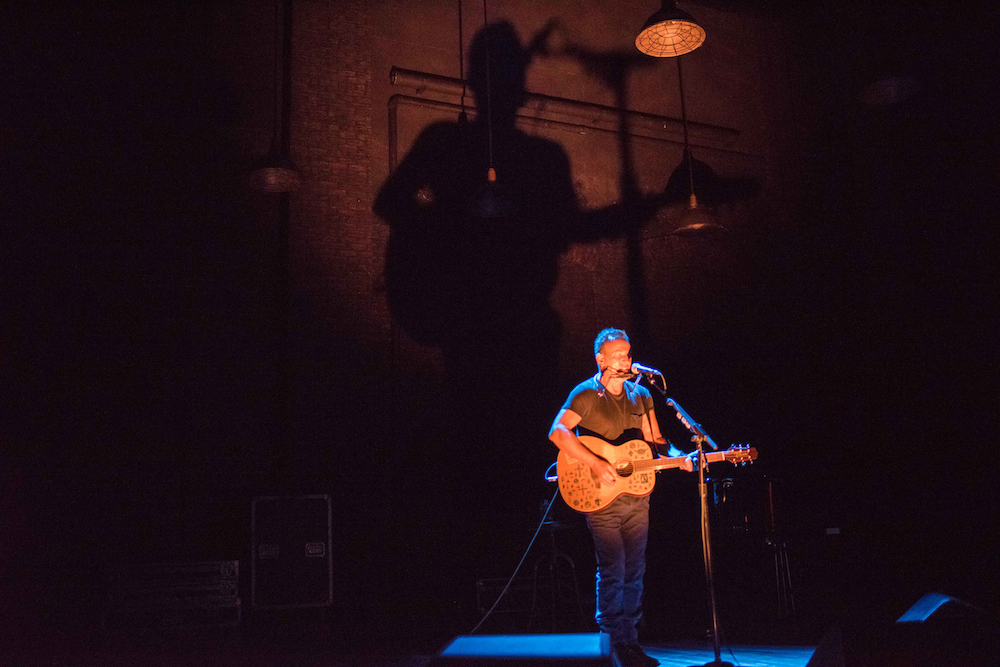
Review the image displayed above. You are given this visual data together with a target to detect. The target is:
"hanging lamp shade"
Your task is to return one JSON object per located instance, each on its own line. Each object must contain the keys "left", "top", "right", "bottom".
{"left": 248, "top": 143, "right": 302, "bottom": 193}
{"left": 635, "top": 0, "right": 705, "bottom": 58}
{"left": 672, "top": 194, "right": 725, "bottom": 236}
{"left": 248, "top": 0, "right": 301, "bottom": 194}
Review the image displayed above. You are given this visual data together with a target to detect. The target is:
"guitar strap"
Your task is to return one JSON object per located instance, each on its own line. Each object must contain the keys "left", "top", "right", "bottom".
{"left": 628, "top": 380, "right": 671, "bottom": 458}
{"left": 619, "top": 379, "right": 660, "bottom": 457}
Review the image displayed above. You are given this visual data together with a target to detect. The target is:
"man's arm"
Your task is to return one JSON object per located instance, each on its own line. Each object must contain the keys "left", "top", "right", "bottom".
{"left": 642, "top": 408, "right": 695, "bottom": 472}
{"left": 549, "top": 408, "right": 617, "bottom": 486}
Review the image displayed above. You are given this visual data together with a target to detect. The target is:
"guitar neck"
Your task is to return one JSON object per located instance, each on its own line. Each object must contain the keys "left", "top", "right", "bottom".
{"left": 637, "top": 450, "right": 730, "bottom": 473}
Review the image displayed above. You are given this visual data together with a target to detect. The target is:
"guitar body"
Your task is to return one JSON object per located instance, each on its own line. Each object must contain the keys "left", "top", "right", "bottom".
{"left": 557, "top": 436, "right": 657, "bottom": 512}
{"left": 556, "top": 436, "right": 758, "bottom": 513}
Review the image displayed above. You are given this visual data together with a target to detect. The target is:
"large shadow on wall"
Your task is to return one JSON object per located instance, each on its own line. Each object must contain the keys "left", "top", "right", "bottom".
{"left": 373, "top": 20, "right": 659, "bottom": 597}
{"left": 375, "top": 23, "right": 658, "bottom": 442}
{"left": 377, "top": 23, "right": 564, "bottom": 410}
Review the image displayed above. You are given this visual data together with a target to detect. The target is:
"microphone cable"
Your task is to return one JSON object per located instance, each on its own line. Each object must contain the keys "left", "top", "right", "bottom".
{"left": 467, "top": 481, "right": 561, "bottom": 635}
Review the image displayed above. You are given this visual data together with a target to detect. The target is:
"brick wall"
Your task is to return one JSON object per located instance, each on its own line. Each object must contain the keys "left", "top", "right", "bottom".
{"left": 291, "top": 0, "right": 384, "bottom": 345}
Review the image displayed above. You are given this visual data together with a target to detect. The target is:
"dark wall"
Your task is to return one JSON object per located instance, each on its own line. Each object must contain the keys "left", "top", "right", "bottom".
{"left": 1, "top": 0, "right": 997, "bottom": 643}
{"left": 772, "top": 2, "right": 1000, "bottom": 622}
{"left": 1, "top": 0, "right": 280, "bottom": 630}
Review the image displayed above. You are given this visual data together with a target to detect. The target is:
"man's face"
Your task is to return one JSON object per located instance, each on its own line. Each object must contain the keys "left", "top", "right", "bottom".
{"left": 596, "top": 339, "right": 632, "bottom": 374}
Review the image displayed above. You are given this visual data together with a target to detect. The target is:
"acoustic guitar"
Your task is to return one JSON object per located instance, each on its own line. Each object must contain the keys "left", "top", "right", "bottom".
{"left": 557, "top": 435, "right": 757, "bottom": 512}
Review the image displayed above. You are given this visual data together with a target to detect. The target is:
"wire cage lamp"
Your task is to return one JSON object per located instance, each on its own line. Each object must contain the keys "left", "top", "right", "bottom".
{"left": 635, "top": 0, "right": 705, "bottom": 57}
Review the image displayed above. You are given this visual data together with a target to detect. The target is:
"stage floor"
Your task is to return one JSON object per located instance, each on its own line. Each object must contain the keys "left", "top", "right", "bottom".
{"left": 644, "top": 641, "right": 816, "bottom": 667}
{"left": 6, "top": 631, "right": 817, "bottom": 667}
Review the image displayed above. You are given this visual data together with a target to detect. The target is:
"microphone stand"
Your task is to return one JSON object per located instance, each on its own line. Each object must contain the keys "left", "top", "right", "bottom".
{"left": 667, "top": 398, "right": 732, "bottom": 667}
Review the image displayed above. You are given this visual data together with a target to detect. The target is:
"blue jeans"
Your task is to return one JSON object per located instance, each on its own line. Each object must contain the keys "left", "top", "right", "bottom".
{"left": 585, "top": 495, "right": 649, "bottom": 645}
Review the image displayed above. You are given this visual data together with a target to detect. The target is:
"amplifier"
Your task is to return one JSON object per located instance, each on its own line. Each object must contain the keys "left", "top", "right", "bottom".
{"left": 251, "top": 495, "right": 333, "bottom": 609}
{"left": 105, "top": 560, "right": 240, "bottom": 629}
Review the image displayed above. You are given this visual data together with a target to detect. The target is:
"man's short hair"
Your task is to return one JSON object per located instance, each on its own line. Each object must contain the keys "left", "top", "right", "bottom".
{"left": 594, "top": 328, "right": 629, "bottom": 357}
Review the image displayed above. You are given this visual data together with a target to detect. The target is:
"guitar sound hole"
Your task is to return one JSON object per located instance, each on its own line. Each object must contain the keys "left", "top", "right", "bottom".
{"left": 616, "top": 462, "right": 634, "bottom": 477}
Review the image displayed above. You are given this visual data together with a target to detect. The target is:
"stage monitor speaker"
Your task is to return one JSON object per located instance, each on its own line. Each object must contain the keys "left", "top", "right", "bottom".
{"left": 251, "top": 494, "right": 332, "bottom": 610}
{"left": 896, "top": 592, "right": 987, "bottom": 623}
{"left": 806, "top": 593, "right": 998, "bottom": 667}
{"left": 427, "top": 633, "right": 613, "bottom": 666}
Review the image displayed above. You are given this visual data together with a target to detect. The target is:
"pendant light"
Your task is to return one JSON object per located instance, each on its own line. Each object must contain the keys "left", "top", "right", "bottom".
{"left": 635, "top": 0, "right": 705, "bottom": 57}
{"left": 470, "top": 0, "right": 515, "bottom": 218}
{"left": 636, "top": 1, "right": 724, "bottom": 236}
{"left": 670, "top": 55, "right": 725, "bottom": 236}
{"left": 248, "top": 0, "right": 301, "bottom": 193}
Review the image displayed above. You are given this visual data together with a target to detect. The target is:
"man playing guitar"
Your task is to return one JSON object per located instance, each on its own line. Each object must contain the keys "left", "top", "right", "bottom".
{"left": 549, "top": 328, "right": 694, "bottom": 667}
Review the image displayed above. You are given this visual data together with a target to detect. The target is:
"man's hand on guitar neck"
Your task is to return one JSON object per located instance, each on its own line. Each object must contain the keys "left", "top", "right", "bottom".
{"left": 661, "top": 440, "right": 696, "bottom": 472}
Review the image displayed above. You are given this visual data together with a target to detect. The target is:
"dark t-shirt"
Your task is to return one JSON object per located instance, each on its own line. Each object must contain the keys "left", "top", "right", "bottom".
{"left": 563, "top": 376, "right": 654, "bottom": 445}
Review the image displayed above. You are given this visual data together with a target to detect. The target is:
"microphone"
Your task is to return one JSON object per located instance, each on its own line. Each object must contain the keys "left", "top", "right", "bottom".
{"left": 630, "top": 362, "right": 663, "bottom": 377}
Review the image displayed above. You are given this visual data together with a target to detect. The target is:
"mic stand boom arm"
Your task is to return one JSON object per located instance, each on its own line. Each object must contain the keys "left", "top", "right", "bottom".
{"left": 667, "top": 398, "right": 732, "bottom": 667}
{"left": 668, "top": 398, "right": 720, "bottom": 451}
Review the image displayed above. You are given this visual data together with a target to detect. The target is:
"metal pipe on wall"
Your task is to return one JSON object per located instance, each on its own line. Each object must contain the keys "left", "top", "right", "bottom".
{"left": 389, "top": 66, "right": 739, "bottom": 150}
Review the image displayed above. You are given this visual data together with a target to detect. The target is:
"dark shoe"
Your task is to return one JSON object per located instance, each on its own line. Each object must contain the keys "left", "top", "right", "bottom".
{"left": 614, "top": 643, "right": 659, "bottom": 667}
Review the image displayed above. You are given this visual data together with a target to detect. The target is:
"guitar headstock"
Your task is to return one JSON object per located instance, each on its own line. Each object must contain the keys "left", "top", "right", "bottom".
{"left": 724, "top": 444, "right": 757, "bottom": 466}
